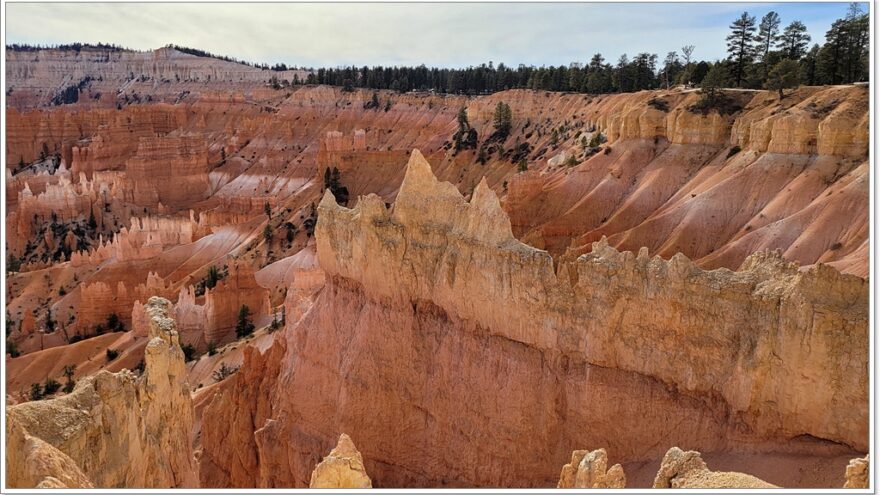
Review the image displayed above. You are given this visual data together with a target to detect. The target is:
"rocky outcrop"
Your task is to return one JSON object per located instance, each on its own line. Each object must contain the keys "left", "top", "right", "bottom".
{"left": 199, "top": 150, "right": 867, "bottom": 488}
{"left": 317, "top": 150, "right": 868, "bottom": 451}
{"left": 843, "top": 455, "right": 869, "bottom": 489}
{"left": 5, "top": 46, "right": 310, "bottom": 110}
{"left": 125, "top": 135, "right": 211, "bottom": 209}
{"left": 5, "top": 297, "right": 198, "bottom": 488}
{"left": 5, "top": 421, "right": 93, "bottom": 488}
{"left": 652, "top": 447, "right": 777, "bottom": 488}
{"left": 557, "top": 449, "right": 625, "bottom": 488}
{"left": 502, "top": 86, "right": 868, "bottom": 274}
{"left": 309, "top": 434, "right": 373, "bottom": 489}
{"left": 169, "top": 260, "right": 271, "bottom": 351}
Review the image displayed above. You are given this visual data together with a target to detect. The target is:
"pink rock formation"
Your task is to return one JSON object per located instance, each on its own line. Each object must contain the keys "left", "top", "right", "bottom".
{"left": 198, "top": 151, "right": 867, "bottom": 488}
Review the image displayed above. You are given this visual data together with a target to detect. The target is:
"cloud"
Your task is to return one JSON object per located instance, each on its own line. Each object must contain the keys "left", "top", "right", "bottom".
{"left": 5, "top": 2, "right": 856, "bottom": 68}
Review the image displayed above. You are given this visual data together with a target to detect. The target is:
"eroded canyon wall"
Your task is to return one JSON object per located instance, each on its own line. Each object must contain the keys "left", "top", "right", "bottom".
{"left": 5, "top": 297, "right": 198, "bottom": 488}
{"left": 198, "top": 151, "right": 867, "bottom": 488}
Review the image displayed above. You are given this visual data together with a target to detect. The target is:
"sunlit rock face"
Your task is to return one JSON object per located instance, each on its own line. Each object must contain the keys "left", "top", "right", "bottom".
{"left": 5, "top": 297, "right": 198, "bottom": 488}
{"left": 309, "top": 434, "right": 373, "bottom": 489}
{"left": 199, "top": 151, "right": 866, "bottom": 488}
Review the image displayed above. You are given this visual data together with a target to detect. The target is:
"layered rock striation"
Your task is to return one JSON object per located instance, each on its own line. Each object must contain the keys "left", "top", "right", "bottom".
{"left": 199, "top": 150, "right": 867, "bottom": 487}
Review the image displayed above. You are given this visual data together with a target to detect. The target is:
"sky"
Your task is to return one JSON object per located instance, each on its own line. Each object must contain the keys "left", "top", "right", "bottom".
{"left": 4, "top": 2, "right": 866, "bottom": 69}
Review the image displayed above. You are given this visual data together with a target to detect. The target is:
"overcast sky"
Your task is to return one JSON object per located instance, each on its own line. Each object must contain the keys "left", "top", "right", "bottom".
{"left": 5, "top": 2, "right": 864, "bottom": 68}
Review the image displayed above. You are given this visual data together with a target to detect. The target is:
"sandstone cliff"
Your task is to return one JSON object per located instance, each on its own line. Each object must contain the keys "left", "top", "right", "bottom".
{"left": 198, "top": 150, "right": 867, "bottom": 488}
{"left": 5, "top": 297, "right": 198, "bottom": 488}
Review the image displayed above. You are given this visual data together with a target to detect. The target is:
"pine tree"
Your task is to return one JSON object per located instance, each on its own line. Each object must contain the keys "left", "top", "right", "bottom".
{"left": 765, "top": 59, "right": 800, "bottom": 99}
{"left": 755, "top": 11, "right": 781, "bottom": 63}
{"left": 662, "top": 51, "right": 679, "bottom": 89}
{"left": 235, "top": 305, "right": 255, "bottom": 338}
{"left": 799, "top": 44, "right": 821, "bottom": 85}
{"left": 700, "top": 63, "right": 729, "bottom": 103}
{"left": 842, "top": 3, "right": 869, "bottom": 82}
{"left": 817, "top": 19, "right": 848, "bottom": 84}
{"left": 492, "top": 102, "right": 512, "bottom": 140}
{"left": 779, "top": 21, "right": 811, "bottom": 60}
{"left": 726, "top": 12, "right": 757, "bottom": 87}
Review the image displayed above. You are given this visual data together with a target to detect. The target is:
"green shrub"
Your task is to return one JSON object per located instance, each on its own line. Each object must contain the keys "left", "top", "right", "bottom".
{"left": 42, "top": 378, "right": 61, "bottom": 396}
{"left": 182, "top": 344, "right": 197, "bottom": 362}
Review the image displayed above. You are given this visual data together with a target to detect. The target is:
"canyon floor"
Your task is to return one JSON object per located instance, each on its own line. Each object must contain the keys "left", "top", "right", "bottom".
{"left": 3, "top": 46, "right": 870, "bottom": 489}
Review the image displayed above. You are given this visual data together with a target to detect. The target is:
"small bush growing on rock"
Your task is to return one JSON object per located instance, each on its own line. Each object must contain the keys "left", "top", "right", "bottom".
{"left": 7, "top": 339, "right": 20, "bottom": 358}
{"left": 106, "top": 348, "right": 119, "bottom": 361}
{"left": 29, "top": 383, "right": 44, "bottom": 401}
{"left": 648, "top": 97, "right": 670, "bottom": 112}
{"left": 364, "top": 92, "right": 380, "bottom": 110}
{"left": 212, "top": 362, "right": 240, "bottom": 382}
{"left": 182, "top": 344, "right": 197, "bottom": 362}
{"left": 42, "top": 378, "right": 61, "bottom": 396}
{"left": 207, "top": 341, "right": 218, "bottom": 356}
{"left": 106, "top": 313, "right": 124, "bottom": 332}
{"left": 727, "top": 146, "right": 742, "bottom": 158}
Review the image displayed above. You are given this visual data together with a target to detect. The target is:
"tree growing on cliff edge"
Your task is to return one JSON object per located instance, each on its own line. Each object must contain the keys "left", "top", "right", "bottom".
{"left": 44, "top": 309, "right": 56, "bottom": 333}
{"left": 765, "top": 59, "right": 800, "bottom": 99}
{"left": 492, "top": 102, "right": 512, "bottom": 141}
{"left": 726, "top": 12, "right": 757, "bottom": 86}
{"left": 62, "top": 364, "right": 76, "bottom": 393}
{"left": 323, "top": 167, "right": 350, "bottom": 206}
{"left": 235, "top": 305, "right": 255, "bottom": 338}
{"left": 453, "top": 106, "right": 478, "bottom": 152}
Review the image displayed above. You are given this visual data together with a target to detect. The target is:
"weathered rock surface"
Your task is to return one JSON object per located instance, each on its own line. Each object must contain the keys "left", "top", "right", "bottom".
{"left": 5, "top": 421, "right": 93, "bottom": 488}
{"left": 5, "top": 297, "right": 198, "bottom": 488}
{"left": 557, "top": 449, "right": 625, "bottom": 488}
{"left": 309, "top": 433, "right": 373, "bottom": 488}
{"left": 198, "top": 150, "right": 867, "bottom": 488}
{"left": 843, "top": 455, "right": 869, "bottom": 489}
{"left": 652, "top": 447, "right": 777, "bottom": 488}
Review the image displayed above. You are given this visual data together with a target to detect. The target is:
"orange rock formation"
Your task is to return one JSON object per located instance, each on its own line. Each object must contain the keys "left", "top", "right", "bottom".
{"left": 4, "top": 45, "right": 870, "bottom": 489}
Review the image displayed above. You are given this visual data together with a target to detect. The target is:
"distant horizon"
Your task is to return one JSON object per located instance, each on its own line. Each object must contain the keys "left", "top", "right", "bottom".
{"left": 4, "top": 2, "right": 867, "bottom": 69}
